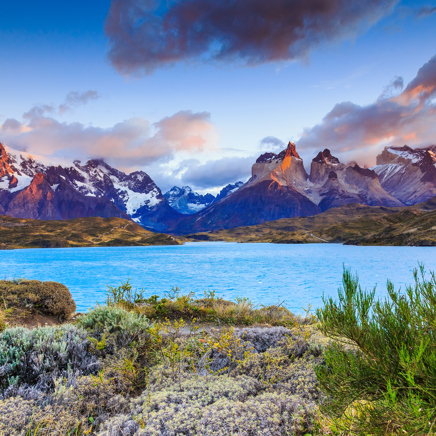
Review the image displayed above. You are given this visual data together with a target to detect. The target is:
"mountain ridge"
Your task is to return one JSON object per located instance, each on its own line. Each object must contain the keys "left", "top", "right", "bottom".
{"left": 1, "top": 141, "right": 436, "bottom": 234}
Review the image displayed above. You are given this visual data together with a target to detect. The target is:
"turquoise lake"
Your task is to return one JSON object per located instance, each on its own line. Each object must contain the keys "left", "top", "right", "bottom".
{"left": 0, "top": 242, "right": 435, "bottom": 313}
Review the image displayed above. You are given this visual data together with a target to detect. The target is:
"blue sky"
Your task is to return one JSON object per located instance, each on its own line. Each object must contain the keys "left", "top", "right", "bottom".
{"left": 0, "top": 0, "right": 435, "bottom": 193}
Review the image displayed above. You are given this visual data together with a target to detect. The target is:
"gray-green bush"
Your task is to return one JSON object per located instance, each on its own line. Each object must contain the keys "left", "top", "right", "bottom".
{"left": 0, "top": 324, "right": 99, "bottom": 395}
{"left": 78, "top": 305, "right": 151, "bottom": 350}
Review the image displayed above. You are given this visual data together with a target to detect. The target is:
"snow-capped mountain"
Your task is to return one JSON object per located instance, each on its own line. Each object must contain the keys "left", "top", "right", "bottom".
{"left": 371, "top": 145, "right": 436, "bottom": 205}
{"left": 212, "top": 182, "right": 244, "bottom": 203}
{"left": 0, "top": 143, "right": 181, "bottom": 231}
{"left": 164, "top": 186, "right": 215, "bottom": 215}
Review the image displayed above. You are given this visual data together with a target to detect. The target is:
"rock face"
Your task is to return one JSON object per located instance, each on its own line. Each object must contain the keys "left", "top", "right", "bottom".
{"left": 168, "top": 143, "right": 403, "bottom": 234}
{"left": 0, "top": 143, "right": 181, "bottom": 230}
{"left": 164, "top": 186, "right": 215, "bottom": 215}
{"left": 169, "top": 142, "right": 321, "bottom": 234}
{"left": 372, "top": 145, "right": 436, "bottom": 205}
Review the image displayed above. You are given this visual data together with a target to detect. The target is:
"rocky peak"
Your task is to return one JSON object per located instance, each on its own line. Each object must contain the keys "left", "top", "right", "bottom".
{"left": 313, "top": 149, "right": 340, "bottom": 165}
{"left": 351, "top": 164, "right": 378, "bottom": 179}
{"left": 310, "top": 149, "right": 344, "bottom": 184}
{"left": 285, "top": 142, "right": 301, "bottom": 159}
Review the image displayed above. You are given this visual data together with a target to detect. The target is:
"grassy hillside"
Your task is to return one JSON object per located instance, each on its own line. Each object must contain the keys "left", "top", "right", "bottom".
{"left": 184, "top": 201, "right": 436, "bottom": 246}
{"left": 0, "top": 215, "right": 179, "bottom": 249}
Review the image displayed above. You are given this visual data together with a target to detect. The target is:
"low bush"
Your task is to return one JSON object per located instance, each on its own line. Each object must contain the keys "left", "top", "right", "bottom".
{"left": 0, "top": 279, "right": 76, "bottom": 320}
{"left": 108, "top": 281, "right": 306, "bottom": 327}
{"left": 78, "top": 305, "right": 151, "bottom": 351}
{"left": 0, "top": 324, "right": 100, "bottom": 395}
{"left": 0, "top": 395, "right": 84, "bottom": 436}
{"left": 316, "top": 265, "right": 436, "bottom": 434}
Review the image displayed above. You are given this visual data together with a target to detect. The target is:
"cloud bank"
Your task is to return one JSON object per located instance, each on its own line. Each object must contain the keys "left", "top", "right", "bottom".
{"left": 105, "top": 0, "right": 398, "bottom": 74}
{"left": 0, "top": 94, "right": 217, "bottom": 169}
{"left": 177, "top": 156, "right": 253, "bottom": 190}
{"left": 298, "top": 54, "right": 436, "bottom": 166}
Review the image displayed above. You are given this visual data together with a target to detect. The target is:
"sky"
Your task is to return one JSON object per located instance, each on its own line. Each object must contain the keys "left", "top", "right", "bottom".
{"left": 0, "top": 0, "right": 435, "bottom": 194}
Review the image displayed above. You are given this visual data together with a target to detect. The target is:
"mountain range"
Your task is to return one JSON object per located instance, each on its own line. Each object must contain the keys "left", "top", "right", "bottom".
{"left": 163, "top": 182, "right": 243, "bottom": 215}
{"left": 1, "top": 141, "right": 435, "bottom": 235}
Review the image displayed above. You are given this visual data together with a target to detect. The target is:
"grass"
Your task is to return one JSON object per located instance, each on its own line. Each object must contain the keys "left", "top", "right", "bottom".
{"left": 105, "top": 280, "right": 307, "bottom": 326}
{"left": 184, "top": 200, "right": 436, "bottom": 246}
{"left": 0, "top": 215, "right": 179, "bottom": 249}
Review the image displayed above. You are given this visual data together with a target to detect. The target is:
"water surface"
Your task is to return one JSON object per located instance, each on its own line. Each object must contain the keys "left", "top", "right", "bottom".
{"left": 0, "top": 242, "right": 435, "bottom": 313}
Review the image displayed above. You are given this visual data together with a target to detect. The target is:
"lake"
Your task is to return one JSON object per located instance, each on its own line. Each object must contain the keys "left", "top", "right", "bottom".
{"left": 0, "top": 242, "right": 435, "bottom": 313}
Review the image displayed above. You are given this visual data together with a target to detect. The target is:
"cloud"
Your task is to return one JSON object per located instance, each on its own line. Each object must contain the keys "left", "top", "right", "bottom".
{"left": 23, "top": 90, "right": 100, "bottom": 119}
{"left": 379, "top": 75, "right": 403, "bottom": 99}
{"left": 0, "top": 96, "right": 217, "bottom": 169}
{"left": 416, "top": 6, "right": 436, "bottom": 18}
{"left": 178, "top": 156, "right": 253, "bottom": 190}
{"left": 59, "top": 91, "right": 100, "bottom": 114}
{"left": 259, "top": 136, "right": 285, "bottom": 151}
{"left": 297, "top": 55, "right": 436, "bottom": 166}
{"left": 104, "top": 0, "right": 399, "bottom": 74}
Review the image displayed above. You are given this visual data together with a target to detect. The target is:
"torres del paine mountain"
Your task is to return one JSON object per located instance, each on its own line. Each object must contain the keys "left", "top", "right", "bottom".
{"left": 0, "top": 141, "right": 435, "bottom": 235}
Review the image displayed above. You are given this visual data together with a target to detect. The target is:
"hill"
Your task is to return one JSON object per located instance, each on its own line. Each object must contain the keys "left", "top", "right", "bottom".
{"left": 0, "top": 216, "right": 179, "bottom": 249}
{"left": 184, "top": 201, "right": 436, "bottom": 246}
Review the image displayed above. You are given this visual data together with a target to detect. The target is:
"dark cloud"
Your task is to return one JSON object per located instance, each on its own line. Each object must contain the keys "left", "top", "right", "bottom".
{"left": 105, "top": 0, "right": 399, "bottom": 74}
{"left": 298, "top": 55, "right": 436, "bottom": 166}
{"left": 179, "top": 156, "right": 253, "bottom": 190}
{"left": 59, "top": 91, "right": 100, "bottom": 114}
{"left": 259, "top": 136, "right": 285, "bottom": 151}
{"left": 416, "top": 6, "right": 436, "bottom": 18}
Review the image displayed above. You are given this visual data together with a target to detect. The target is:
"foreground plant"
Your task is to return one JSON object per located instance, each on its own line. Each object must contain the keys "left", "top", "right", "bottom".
{"left": 316, "top": 265, "right": 436, "bottom": 434}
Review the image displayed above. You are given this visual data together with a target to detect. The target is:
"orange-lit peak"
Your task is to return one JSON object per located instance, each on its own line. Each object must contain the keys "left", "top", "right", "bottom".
{"left": 285, "top": 142, "right": 301, "bottom": 159}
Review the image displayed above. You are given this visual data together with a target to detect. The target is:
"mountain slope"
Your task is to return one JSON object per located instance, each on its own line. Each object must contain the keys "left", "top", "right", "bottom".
{"left": 372, "top": 145, "right": 436, "bottom": 204}
{"left": 164, "top": 186, "right": 215, "bottom": 214}
{"left": 0, "top": 143, "right": 182, "bottom": 231}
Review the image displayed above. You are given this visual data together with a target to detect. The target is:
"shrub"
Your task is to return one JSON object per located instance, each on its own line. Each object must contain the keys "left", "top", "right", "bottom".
{"left": 316, "top": 266, "right": 436, "bottom": 434}
{"left": 197, "top": 392, "right": 315, "bottom": 435}
{"left": 0, "top": 279, "right": 76, "bottom": 320}
{"left": 0, "top": 396, "right": 84, "bottom": 436}
{"left": 0, "top": 324, "right": 100, "bottom": 394}
{"left": 98, "top": 375, "right": 261, "bottom": 436}
{"left": 0, "top": 309, "right": 5, "bottom": 333}
{"left": 78, "top": 305, "right": 151, "bottom": 350}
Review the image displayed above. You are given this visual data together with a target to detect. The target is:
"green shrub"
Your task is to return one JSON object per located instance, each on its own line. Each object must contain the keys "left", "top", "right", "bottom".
{"left": 0, "top": 309, "right": 5, "bottom": 333}
{"left": 78, "top": 305, "right": 151, "bottom": 350}
{"left": 316, "top": 265, "right": 436, "bottom": 434}
{"left": 0, "top": 324, "right": 99, "bottom": 394}
{"left": 0, "top": 279, "right": 76, "bottom": 320}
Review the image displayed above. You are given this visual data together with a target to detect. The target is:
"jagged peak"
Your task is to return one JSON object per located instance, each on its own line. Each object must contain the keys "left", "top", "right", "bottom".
{"left": 285, "top": 141, "right": 301, "bottom": 159}
{"left": 256, "top": 142, "right": 301, "bottom": 164}
{"left": 351, "top": 164, "right": 377, "bottom": 179}
{"left": 313, "top": 149, "right": 340, "bottom": 165}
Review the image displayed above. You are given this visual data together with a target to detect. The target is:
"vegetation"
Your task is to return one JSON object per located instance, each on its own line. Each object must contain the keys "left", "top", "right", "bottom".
{"left": 0, "top": 279, "right": 76, "bottom": 321}
{"left": 1, "top": 266, "right": 436, "bottom": 434}
{"left": 0, "top": 215, "right": 179, "bottom": 249}
{"left": 185, "top": 200, "right": 436, "bottom": 246}
{"left": 317, "top": 265, "right": 436, "bottom": 434}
